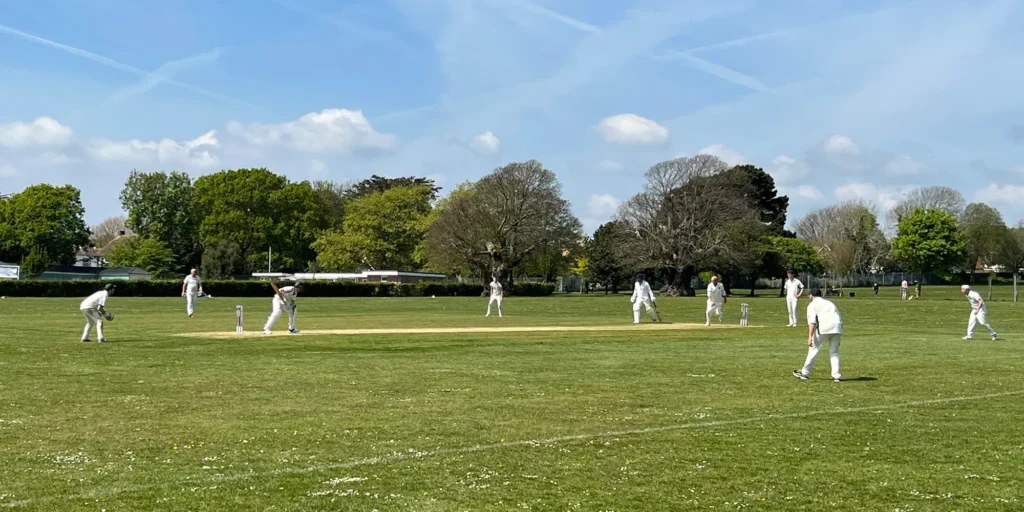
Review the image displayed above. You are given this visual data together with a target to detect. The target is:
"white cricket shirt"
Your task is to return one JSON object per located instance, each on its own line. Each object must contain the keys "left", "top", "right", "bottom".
{"left": 632, "top": 281, "right": 655, "bottom": 302}
{"left": 707, "top": 282, "right": 725, "bottom": 303}
{"left": 184, "top": 275, "right": 201, "bottom": 292}
{"left": 806, "top": 298, "right": 843, "bottom": 335}
{"left": 80, "top": 290, "right": 108, "bottom": 310}
{"left": 275, "top": 286, "right": 298, "bottom": 305}
{"left": 784, "top": 278, "right": 804, "bottom": 298}
{"left": 489, "top": 281, "right": 503, "bottom": 298}
{"left": 966, "top": 290, "right": 986, "bottom": 312}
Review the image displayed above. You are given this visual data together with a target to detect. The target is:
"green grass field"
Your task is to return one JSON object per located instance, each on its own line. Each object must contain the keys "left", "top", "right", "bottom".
{"left": 1, "top": 286, "right": 1021, "bottom": 511}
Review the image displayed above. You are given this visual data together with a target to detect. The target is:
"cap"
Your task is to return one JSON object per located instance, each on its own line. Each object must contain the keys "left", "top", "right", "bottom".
{"left": 293, "top": 280, "right": 302, "bottom": 287}
{"left": 104, "top": 283, "right": 115, "bottom": 291}
{"left": 961, "top": 284, "right": 970, "bottom": 291}
{"left": 809, "top": 288, "right": 823, "bottom": 297}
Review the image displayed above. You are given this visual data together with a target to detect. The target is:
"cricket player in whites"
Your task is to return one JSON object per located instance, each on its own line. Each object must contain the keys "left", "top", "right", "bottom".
{"left": 181, "top": 268, "right": 203, "bottom": 317}
{"left": 784, "top": 270, "right": 804, "bottom": 327}
{"left": 961, "top": 285, "right": 997, "bottom": 340}
{"left": 705, "top": 275, "right": 725, "bottom": 326}
{"left": 80, "top": 283, "right": 114, "bottom": 342}
{"left": 793, "top": 288, "right": 843, "bottom": 382}
{"left": 486, "top": 275, "right": 503, "bottom": 317}
{"left": 630, "top": 272, "right": 659, "bottom": 323}
{"left": 263, "top": 281, "right": 302, "bottom": 335}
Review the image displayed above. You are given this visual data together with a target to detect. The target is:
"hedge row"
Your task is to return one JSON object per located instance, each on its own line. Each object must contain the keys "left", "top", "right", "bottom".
{"left": 0, "top": 280, "right": 556, "bottom": 298}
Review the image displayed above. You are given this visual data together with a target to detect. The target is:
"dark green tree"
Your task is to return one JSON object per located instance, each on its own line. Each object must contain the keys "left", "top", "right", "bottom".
{"left": 588, "top": 220, "right": 636, "bottom": 293}
{"left": 106, "top": 237, "right": 176, "bottom": 277}
{"left": 960, "top": 202, "right": 1006, "bottom": 283}
{"left": 345, "top": 175, "right": 441, "bottom": 202}
{"left": 0, "top": 184, "right": 90, "bottom": 266}
{"left": 119, "top": 170, "right": 200, "bottom": 270}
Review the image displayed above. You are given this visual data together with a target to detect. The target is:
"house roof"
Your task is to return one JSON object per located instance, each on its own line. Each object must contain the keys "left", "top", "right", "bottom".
{"left": 45, "top": 265, "right": 104, "bottom": 274}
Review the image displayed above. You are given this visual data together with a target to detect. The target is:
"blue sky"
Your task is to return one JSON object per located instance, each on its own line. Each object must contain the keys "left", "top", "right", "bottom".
{"left": 1, "top": 0, "right": 1023, "bottom": 234}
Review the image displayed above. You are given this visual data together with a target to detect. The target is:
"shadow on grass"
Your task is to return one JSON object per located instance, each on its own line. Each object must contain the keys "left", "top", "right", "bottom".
{"left": 839, "top": 376, "right": 878, "bottom": 382}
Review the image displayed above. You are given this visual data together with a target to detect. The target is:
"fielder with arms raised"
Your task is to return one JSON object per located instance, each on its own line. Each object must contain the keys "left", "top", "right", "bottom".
{"left": 80, "top": 283, "right": 115, "bottom": 343}
{"left": 793, "top": 288, "right": 843, "bottom": 382}
{"left": 486, "top": 275, "right": 503, "bottom": 317}
{"left": 263, "top": 280, "right": 302, "bottom": 335}
{"left": 630, "top": 272, "right": 659, "bottom": 323}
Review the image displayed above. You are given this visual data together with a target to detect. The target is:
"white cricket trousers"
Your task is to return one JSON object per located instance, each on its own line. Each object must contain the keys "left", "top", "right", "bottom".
{"left": 801, "top": 333, "right": 841, "bottom": 379}
{"left": 786, "top": 296, "right": 799, "bottom": 326}
{"left": 967, "top": 310, "right": 996, "bottom": 338}
{"left": 486, "top": 296, "right": 502, "bottom": 317}
{"left": 706, "top": 300, "right": 722, "bottom": 324}
{"left": 80, "top": 308, "right": 104, "bottom": 341}
{"left": 264, "top": 300, "right": 296, "bottom": 332}
{"left": 185, "top": 290, "right": 197, "bottom": 316}
{"left": 632, "top": 299, "right": 658, "bottom": 323}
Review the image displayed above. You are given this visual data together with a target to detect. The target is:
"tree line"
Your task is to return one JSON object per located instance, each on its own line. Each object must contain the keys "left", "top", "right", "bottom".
{"left": 1, "top": 157, "right": 1021, "bottom": 292}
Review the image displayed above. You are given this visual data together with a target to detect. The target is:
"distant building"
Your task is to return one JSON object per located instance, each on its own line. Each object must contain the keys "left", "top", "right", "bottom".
{"left": 253, "top": 270, "right": 446, "bottom": 284}
{"left": 40, "top": 265, "right": 152, "bottom": 281}
{"left": 75, "top": 232, "right": 135, "bottom": 268}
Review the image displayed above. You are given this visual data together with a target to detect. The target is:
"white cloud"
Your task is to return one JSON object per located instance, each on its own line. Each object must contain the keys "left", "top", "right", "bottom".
{"left": 596, "top": 159, "right": 623, "bottom": 171}
{"left": 587, "top": 193, "right": 621, "bottom": 217}
{"left": 310, "top": 159, "right": 328, "bottom": 174}
{"left": 0, "top": 163, "right": 18, "bottom": 177}
{"left": 796, "top": 185, "right": 824, "bottom": 200}
{"left": 883, "top": 154, "right": 927, "bottom": 175}
{"left": 225, "top": 108, "right": 397, "bottom": 154}
{"left": 469, "top": 130, "right": 501, "bottom": 154}
{"left": 87, "top": 130, "right": 220, "bottom": 167}
{"left": 697, "top": 143, "right": 748, "bottom": 166}
{"left": 0, "top": 117, "right": 73, "bottom": 148}
{"left": 769, "top": 154, "right": 807, "bottom": 184}
{"left": 1010, "top": 165, "right": 1024, "bottom": 174}
{"left": 822, "top": 134, "right": 861, "bottom": 155}
{"left": 833, "top": 182, "right": 905, "bottom": 211}
{"left": 595, "top": 114, "right": 669, "bottom": 145}
{"left": 975, "top": 184, "right": 1024, "bottom": 203}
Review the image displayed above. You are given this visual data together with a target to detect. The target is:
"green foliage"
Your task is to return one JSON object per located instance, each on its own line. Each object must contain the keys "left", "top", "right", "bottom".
{"left": 21, "top": 245, "right": 50, "bottom": 277}
{"left": 766, "top": 236, "right": 826, "bottom": 275}
{"left": 720, "top": 164, "right": 789, "bottom": 234}
{"left": 193, "top": 169, "right": 330, "bottom": 272}
{"left": 106, "top": 237, "right": 176, "bottom": 277}
{"left": 588, "top": 221, "right": 634, "bottom": 292}
{"left": 0, "top": 279, "right": 555, "bottom": 298}
{"left": 0, "top": 184, "right": 90, "bottom": 266}
{"left": 892, "top": 208, "right": 966, "bottom": 274}
{"left": 345, "top": 175, "right": 441, "bottom": 202}
{"left": 960, "top": 202, "right": 1006, "bottom": 272}
{"left": 201, "top": 240, "right": 246, "bottom": 279}
{"left": 119, "top": 170, "right": 199, "bottom": 269}
{"left": 312, "top": 184, "right": 433, "bottom": 271}
{"left": 997, "top": 226, "right": 1024, "bottom": 275}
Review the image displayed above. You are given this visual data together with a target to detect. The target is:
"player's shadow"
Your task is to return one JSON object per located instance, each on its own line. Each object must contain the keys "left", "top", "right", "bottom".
{"left": 838, "top": 376, "right": 878, "bottom": 382}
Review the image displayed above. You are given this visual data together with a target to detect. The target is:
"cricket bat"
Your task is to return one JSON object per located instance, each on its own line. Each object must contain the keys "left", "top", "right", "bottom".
{"left": 270, "top": 282, "right": 281, "bottom": 296}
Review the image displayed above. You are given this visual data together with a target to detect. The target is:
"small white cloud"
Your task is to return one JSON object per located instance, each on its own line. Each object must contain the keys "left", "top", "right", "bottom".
{"left": 225, "top": 108, "right": 397, "bottom": 154}
{"left": 796, "top": 185, "right": 824, "bottom": 200}
{"left": 595, "top": 114, "right": 669, "bottom": 145}
{"left": 975, "top": 184, "right": 1024, "bottom": 203}
{"left": 87, "top": 130, "right": 220, "bottom": 167}
{"left": 588, "top": 193, "right": 621, "bottom": 217}
{"left": 426, "top": 173, "right": 447, "bottom": 187}
{"left": 469, "top": 130, "right": 500, "bottom": 155}
{"left": 1010, "top": 165, "right": 1024, "bottom": 174}
{"left": 596, "top": 159, "right": 623, "bottom": 171}
{"left": 0, "top": 163, "right": 18, "bottom": 177}
{"left": 0, "top": 117, "right": 73, "bottom": 148}
{"left": 884, "top": 154, "right": 926, "bottom": 175}
{"left": 822, "top": 134, "right": 861, "bottom": 155}
{"left": 697, "top": 144, "right": 748, "bottom": 166}
{"left": 310, "top": 159, "right": 328, "bottom": 174}
{"left": 833, "top": 182, "right": 904, "bottom": 211}
{"left": 768, "top": 154, "right": 807, "bottom": 185}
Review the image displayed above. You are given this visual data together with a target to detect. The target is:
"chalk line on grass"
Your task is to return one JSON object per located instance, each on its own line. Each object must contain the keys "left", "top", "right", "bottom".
{"left": 177, "top": 323, "right": 741, "bottom": 339}
{"left": 3, "top": 389, "right": 1021, "bottom": 508}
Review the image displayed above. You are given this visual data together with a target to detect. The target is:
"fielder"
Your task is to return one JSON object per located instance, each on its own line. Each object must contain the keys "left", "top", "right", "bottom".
{"left": 705, "top": 275, "right": 725, "bottom": 326}
{"left": 961, "top": 284, "right": 997, "bottom": 340}
{"left": 181, "top": 268, "right": 203, "bottom": 317}
{"left": 784, "top": 270, "right": 804, "bottom": 327}
{"left": 793, "top": 288, "right": 843, "bottom": 382}
{"left": 263, "top": 281, "right": 302, "bottom": 335}
{"left": 630, "top": 272, "right": 659, "bottom": 323}
{"left": 486, "top": 275, "right": 503, "bottom": 317}
{"left": 80, "top": 284, "right": 114, "bottom": 343}
{"left": 901, "top": 280, "right": 909, "bottom": 300}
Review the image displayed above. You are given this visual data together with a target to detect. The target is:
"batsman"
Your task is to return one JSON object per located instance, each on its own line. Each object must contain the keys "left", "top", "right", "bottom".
{"left": 263, "top": 280, "right": 303, "bottom": 335}
{"left": 630, "top": 272, "right": 660, "bottom": 323}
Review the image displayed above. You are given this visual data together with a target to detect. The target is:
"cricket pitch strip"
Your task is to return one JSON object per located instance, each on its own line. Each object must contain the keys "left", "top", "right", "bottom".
{"left": 179, "top": 323, "right": 747, "bottom": 339}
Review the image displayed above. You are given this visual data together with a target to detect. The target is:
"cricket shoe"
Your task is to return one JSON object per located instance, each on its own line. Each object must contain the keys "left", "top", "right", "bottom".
{"left": 792, "top": 370, "right": 809, "bottom": 380}
{"left": 833, "top": 376, "right": 842, "bottom": 382}
{"left": 263, "top": 329, "right": 272, "bottom": 335}
{"left": 991, "top": 333, "right": 998, "bottom": 340}
{"left": 81, "top": 339, "right": 91, "bottom": 343}
{"left": 289, "top": 329, "right": 301, "bottom": 334}
{"left": 962, "top": 336, "right": 972, "bottom": 340}
{"left": 99, "top": 339, "right": 107, "bottom": 343}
